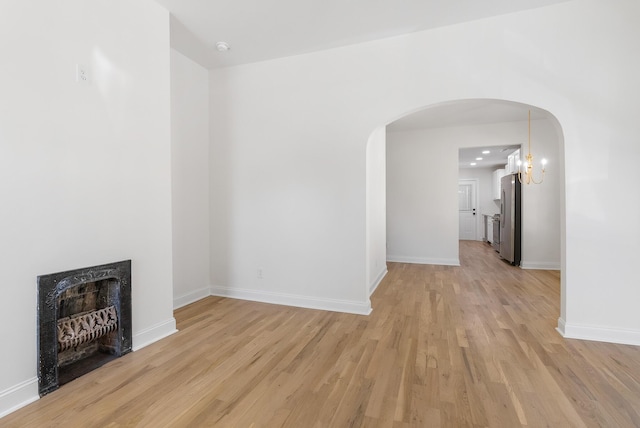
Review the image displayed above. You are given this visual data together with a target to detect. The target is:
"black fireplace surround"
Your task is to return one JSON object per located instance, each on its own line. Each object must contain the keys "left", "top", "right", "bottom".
{"left": 37, "top": 260, "right": 132, "bottom": 396}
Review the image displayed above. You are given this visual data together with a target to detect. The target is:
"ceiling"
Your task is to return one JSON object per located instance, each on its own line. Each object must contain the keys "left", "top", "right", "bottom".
{"left": 387, "top": 99, "right": 546, "bottom": 132}
{"left": 155, "top": 0, "right": 571, "bottom": 69}
{"left": 156, "top": 2, "right": 563, "bottom": 169}
{"left": 458, "top": 145, "right": 520, "bottom": 170}
{"left": 387, "top": 99, "right": 546, "bottom": 169}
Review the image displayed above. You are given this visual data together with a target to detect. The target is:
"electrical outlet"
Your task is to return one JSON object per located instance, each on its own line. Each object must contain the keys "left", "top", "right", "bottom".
{"left": 257, "top": 268, "right": 263, "bottom": 279}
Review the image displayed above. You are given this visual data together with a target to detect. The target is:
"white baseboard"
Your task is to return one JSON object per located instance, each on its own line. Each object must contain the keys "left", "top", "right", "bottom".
{"left": 132, "top": 317, "right": 178, "bottom": 351}
{"left": 386, "top": 255, "right": 460, "bottom": 266}
{"left": 173, "top": 286, "right": 211, "bottom": 309}
{"left": 369, "top": 266, "right": 388, "bottom": 296}
{"left": 521, "top": 261, "right": 561, "bottom": 270}
{"left": 557, "top": 317, "right": 640, "bottom": 346}
{"left": 0, "top": 377, "right": 39, "bottom": 420}
{"left": 210, "top": 286, "right": 372, "bottom": 315}
{"left": 557, "top": 317, "right": 567, "bottom": 336}
{"left": 0, "top": 318, "right": 180, "bottom": 419}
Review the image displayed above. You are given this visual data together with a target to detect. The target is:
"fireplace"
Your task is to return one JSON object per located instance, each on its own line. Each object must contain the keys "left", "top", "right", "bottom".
{"left": 37, "top": 260, "right": 132, "bottom": 396}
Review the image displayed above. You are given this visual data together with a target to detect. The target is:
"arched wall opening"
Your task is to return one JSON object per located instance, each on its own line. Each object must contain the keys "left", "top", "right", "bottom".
{"left": 365, "top": 98, "right": 566, "bottom": 324}
{"left": 204, "top": 0, "right": 637, "bottom": 345}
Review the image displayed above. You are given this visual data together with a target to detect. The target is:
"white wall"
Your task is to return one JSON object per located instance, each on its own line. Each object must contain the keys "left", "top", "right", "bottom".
{"left": 209, "top": 71, "right": 371, "bottom": 314}
{"left": 366, "top": 127, "right": 387, "bottom": 297}
{"left": 520, "top": 120, "right": 562, "bottom": 269}
{"left": 387, "top": 119, "right": 561, "bottom": 268}
{"left": 209, "top": 0, "right": 640, "bottom": 345}
{"left": 0, "top": 0, "right": 174, "bottom": 417}
{"left": 171, "top": 49, "right": 211, "bottom": 308}
{"left": 386, "top": 128, "right": 460, "bottom": 265}
{"left": 459, "top": 166, "right": 497, "bottom": 240}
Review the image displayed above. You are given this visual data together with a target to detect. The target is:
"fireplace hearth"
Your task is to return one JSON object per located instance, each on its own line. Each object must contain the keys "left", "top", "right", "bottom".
{"left": 37, "top": 260, "right": 132, "bottom": 396}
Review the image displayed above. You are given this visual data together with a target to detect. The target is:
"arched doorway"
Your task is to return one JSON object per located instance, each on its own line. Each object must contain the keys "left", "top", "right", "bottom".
{"left": 365, "top": 98, "right": 565, "bottom": 317}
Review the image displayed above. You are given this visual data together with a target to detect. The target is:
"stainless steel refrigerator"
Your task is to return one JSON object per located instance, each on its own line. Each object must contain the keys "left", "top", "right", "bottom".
{"left": 500, "top": 173, "right": 521, "bottom": 266}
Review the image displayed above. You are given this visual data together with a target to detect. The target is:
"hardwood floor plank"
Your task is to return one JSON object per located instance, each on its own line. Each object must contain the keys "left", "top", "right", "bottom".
{"left": 3, "top": 241, "right": 640, "bottom": 427}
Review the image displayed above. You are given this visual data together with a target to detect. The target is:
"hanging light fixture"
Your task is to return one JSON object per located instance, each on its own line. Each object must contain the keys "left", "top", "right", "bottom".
{"left": 517, "top": 110, "right": 547, "bottom": 184}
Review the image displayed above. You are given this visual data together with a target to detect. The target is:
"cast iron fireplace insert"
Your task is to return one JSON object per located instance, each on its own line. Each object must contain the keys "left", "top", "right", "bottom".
{"left": 37, "top": 260, "right": 132, "bottom": 396}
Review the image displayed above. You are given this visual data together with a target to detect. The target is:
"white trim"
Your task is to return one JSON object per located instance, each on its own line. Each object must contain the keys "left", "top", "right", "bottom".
{"left": 387, "top": 255, "right": 460, "bottom": 266}
{"left": 0, "top": 319, "right": 181, "bottom": 419}
{"left": 210, "top": 286, "right": 372, "bottom": 315}
{"left": 557, "top": 319, "right": 640, "bottom": 346}
{"left": 0, "top": 377, "right": 39, "bottom": 419}
{"left": 132, "top": 318, "right": 178, "bottom": 351}
{"left": 173, "top": 286, "right": 211, "bottom": 309}
{"left": 458, "top": 178, "right": 481, "bottom": 240}
{"left": 520, "top": 261, "right": 561, "bottom": 270}
{"left": 370, "top": 266, "right": 388, "bottom": 296}
{"left": 557, "top": 317, "right": 567, "bottom": 336}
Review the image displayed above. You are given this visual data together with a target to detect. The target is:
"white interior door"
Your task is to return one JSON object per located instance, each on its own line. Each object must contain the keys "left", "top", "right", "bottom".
{"left": 458, "top": 179, "right": 478, "bottom": 240}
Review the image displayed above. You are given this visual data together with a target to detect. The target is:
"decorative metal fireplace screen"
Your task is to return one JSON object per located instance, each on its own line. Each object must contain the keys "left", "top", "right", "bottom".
{"left": 37, "top": 260, "right": 132, "bottom": 396}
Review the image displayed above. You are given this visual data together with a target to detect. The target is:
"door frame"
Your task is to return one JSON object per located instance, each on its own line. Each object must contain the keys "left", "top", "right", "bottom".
{"left": 458, "top": 178, "right": 481, "bottom": 241}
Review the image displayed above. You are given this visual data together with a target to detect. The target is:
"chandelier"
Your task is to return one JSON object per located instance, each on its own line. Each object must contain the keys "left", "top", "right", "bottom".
{"left": 517, "top": 110, "right": 547, "bottom": 184}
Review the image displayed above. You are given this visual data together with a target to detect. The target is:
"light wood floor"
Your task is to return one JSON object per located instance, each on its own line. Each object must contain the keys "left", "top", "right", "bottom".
{"left": 4, "top": 241, "right": 640, "bottom": 427}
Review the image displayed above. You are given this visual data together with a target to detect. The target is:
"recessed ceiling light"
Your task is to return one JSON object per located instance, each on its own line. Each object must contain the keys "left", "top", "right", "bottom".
{"left": 482, "top": 150, "right": 490, "bottom": 154}
{"left": 470, "top": 162, "right": 477, "bottom": 166}
{"left": 476, "top": 157, "right": 483, "bottom": 161}
{"left": 215, "top": 41, "right": 230, "bottom": 52}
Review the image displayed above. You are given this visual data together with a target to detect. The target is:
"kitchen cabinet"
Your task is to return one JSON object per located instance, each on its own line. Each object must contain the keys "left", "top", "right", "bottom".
{"left": 492, "top": 168, "right": 505, "bottom": 200}
{"left": 506, "top": 149, "right": 521, "bottom": 174}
